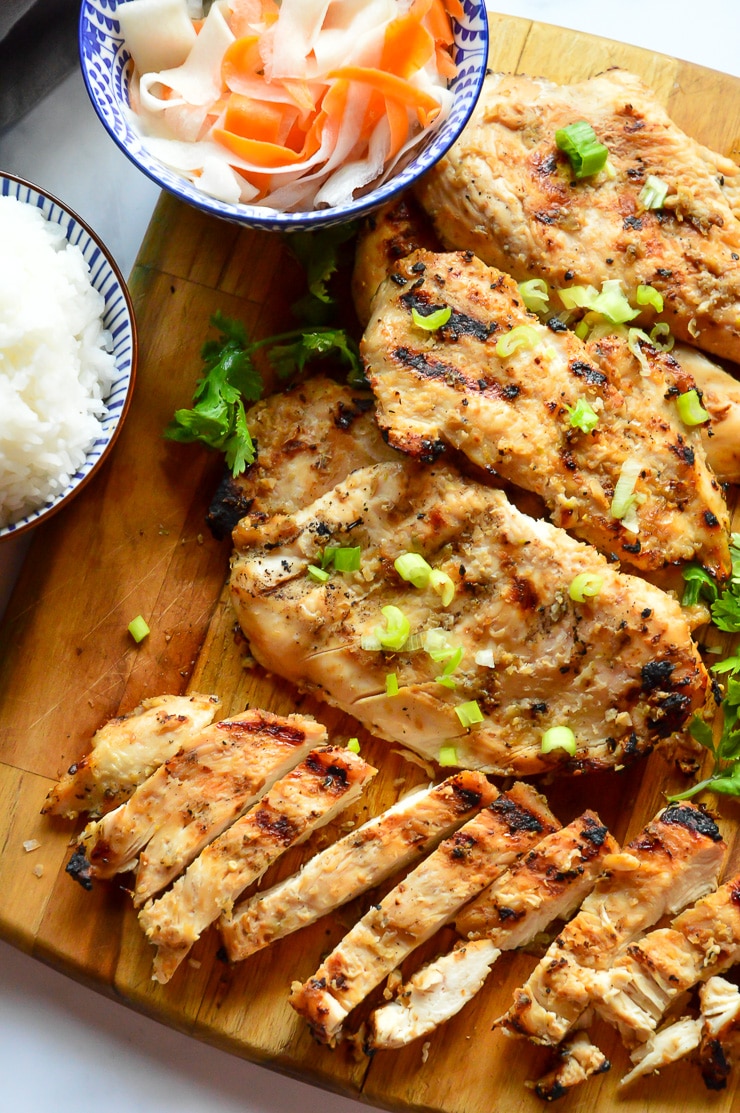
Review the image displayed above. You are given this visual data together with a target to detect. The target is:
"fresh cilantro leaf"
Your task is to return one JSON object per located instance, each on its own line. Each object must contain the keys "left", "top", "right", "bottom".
{"left": 269, "top": 328, "right": 360, "bottom": 380}
{"left": 711, "top": 593, "right": 740, "bottom": 632}
{"left": 286, "top": 223, "right": 358, "bottom": 309}
{"left": 681, "top": 563, "right": 718, "bottom": 607}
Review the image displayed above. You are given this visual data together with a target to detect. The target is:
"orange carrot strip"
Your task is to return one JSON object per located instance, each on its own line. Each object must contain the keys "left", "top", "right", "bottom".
{"left": 328, "top": 66, "right": 441, "bottom": 118}
{"left": 223, "top": 93, "right": 297, "bottom": 144}
{"left": 425, "top": 0, "right": 455, "bottom": 45}
{"left": 445, "top": 0, "right": 465, "bottom": 20}
{"left": 435, "top": 42, "right": 457, "bottom": 80}
{"left": 213, "top": 130, "right": 309, "bottom": 167}
{"left": 222, "top": 35, "right": 262, "bottom": 88}
{"left": 381, "top": 1, "right": 435, "bottom": 79}
{"left": 384, "top": 97, "right": 411, "bottom": 161}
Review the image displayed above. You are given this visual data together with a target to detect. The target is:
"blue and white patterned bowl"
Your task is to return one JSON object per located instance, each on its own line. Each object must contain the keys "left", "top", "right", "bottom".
{"left": 79, "top": 0, "right": 489, "bottom": 231}
{"left": 0, "top": 173, "right": 137, "bottom": 541}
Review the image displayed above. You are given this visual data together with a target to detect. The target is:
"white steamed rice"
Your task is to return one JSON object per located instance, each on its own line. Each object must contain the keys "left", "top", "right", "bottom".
{"left": 0, "top": 195, "right": 117, "bottom": 528}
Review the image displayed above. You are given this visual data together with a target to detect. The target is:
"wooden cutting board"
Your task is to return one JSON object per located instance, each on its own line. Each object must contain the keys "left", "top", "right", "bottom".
{"left": 3, "top": 13, "right": 740, "bottom": 1111}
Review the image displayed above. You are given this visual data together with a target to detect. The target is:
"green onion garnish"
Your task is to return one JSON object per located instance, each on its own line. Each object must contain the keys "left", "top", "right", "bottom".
{"left": 455, "top": 700, "right": 484, "bottom": 728}
{"left": 555, "top": 120, "right": 609, "bottom": 179}
{"left": 649, "top": 322, "right": 674, "bottom": 352}
{"left": 429, "top": 569, "right": 456, "bottom": 607}
{"left": 376, "top": 605, "right": 411, "bottom": 651}
{"left": 411, "top": 305, "right": 452, "bottom": 331}
{"left": 574, "top": 320, "right": 590, "bottom": 341}
{"left": 438, "top": 745, "right": 458, "bottom": 767}
{"left": 611, "top": 457, "right": 642, "bottom": 520}
{"left": 541, "top": 725, "right": 577, "bottom": 755}
{"left": 423, "top": 628, "right": 455, "bottom": 662}
{"left": 435, "top": 675, "right": 457, "bottom": 689}
{"left": 569, "top": 572, "right": 604, "bottom": 602}
{"left": 565, "top": 398, "right": 599, "bottom": 434}
{"left": 676, "top": 388, "right": 710, "bottom": 426}
{"left": 636, "top": 285, "right": 664, "bottom": 314}
{"left": 128, "top": 615, "right": 150, "bottom": 643}
{"left": 559, "top": 280, "right": 639, "bottom": 324}
{"left": 495, "top": 324, "right": 540, "bottom": 358}
{"left": 518, "top": 278, "right": 550, "bottom": 314}
{"left": 394, "top": 551, "right": 432, "bottom": 588}
{"left": 386, "top": 672, "right": 400, "bottom": 696}
{"left": 307, "top": 564, "right": 331, "bottom": 583}
{"left": 638, "top": 174, "right": 669, "bottom": 210}
{"left": 332, "top": 546, "right": 361, "bottom": 572}
{"left": 347, "top": 737, "right": 360, "bottom": 753}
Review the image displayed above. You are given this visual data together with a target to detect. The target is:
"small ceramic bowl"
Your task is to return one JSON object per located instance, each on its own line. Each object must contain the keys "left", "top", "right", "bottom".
{"left": 0, "top": 173, "right": 137, "bottom": 540}
{"left": 79, "top": 0, "right": 489, "bottom": 231}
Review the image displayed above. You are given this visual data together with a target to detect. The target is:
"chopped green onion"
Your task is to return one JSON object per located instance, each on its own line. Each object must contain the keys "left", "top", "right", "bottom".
{"left": 320, "top": 546, "right": 338, "bottom": 569}
{"left": 636, "top": 285, "right": 664, "bottom": 314}
{"left": 649, "top": 322, "right": 674, "bottom": 352}
{"left": 347, "top": 737, "right": 360, "bottom": 753}
{"left": 429, "top": 569, "right": 456, "bottom": 607}
{"left": 394, "top": 551, "right": 432, "bottom": 588}
{"left": 676, "top": 388, "right": 710, "bottom": 426}
{"left": 565, "top": 397, "right": 599, "bottom": 434}
{"left": 611, "top": 457, "right": 643, "bottom": 520}
{"left": 411, "top": 305, "right": 452, "bottom": 331}
{"left": 442, "top": 646, "right": 465, "bottom": 674}
{"left": 435, "top": 675, "right": 457, "bottom": 689}
{"left": 438, "top": 745, "right": 458, "bottom": 767}
{"left": 332, "top": 546, "right": 361, "bottom": 572}
{"left": 386, "top": 672, "right": 400, "bottom": 696}
{"left": 627, "top": 327, "right": 653, "bottom": 374}
{"left": 555, "top": 120, "right": 609, "bottom": 179}
{"left": 639, "top": 174, "right": 669, "bottom": 210}
{"left": 518, "top": 278, "right": 550, "bottom": 314}
{"left": 574, "top": 320, "right": 590, "bottom": 341}
{"left": 423, "top": 628, "right": 455, "bottom": 662}
{"left": 558, "top": 284, "right": 599, "bottom": 311}
{"left": 307, "top": 564, "right": 331, "bottom": 583}
{"left": 128, "top": 615, "right": 150, "bottom": 644}
{"left": 376, "top": 605, "right": 411, "bottom": 651}
{"left": 541, "top": 725, "right": 577, "bottom": 755}
{"left": 496, "top": 324, "right": 540, "bottom": 358}
{"left": 559, "top": 280, "right": 639, "bottom": 324}
{"left": 455, "top": 700, "right": 484, "bottom": 728}
{"left": 569, "top": 572, "right": 603, "bottom": 602}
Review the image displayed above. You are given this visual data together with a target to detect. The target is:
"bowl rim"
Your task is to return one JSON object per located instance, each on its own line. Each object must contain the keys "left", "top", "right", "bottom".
{"left": 0, "top": 171, "right": 138, "bottom": 542}
{"left": 78, "top": 0, "right": 489, "bottom": 230}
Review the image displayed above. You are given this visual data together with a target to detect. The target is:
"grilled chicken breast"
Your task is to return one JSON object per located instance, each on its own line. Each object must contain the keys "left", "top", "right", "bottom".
{"left": 673, "top": 344, "right": 740, "bottom": 484}
{"left": 592, "top": 871, "right": 740, "bottom": 1046}
{"left": 42, "top": 694, "right": 221, "bottom": 819}
{"left": 366, "top": 812, "right": 616, "bottom": 1050}
{"left": 289, "top": 782, "right": 558, "bottom": 1044}
{"left": 139, "top": 746, "right": 375, "bottom": 983}
{"left": 620, "top": 1017, "right": 702, "bottom": 1088}
{"left": 698, "top": 976, "right": 740, "bottom": 1090}
{"left": 231, "top": 460, "right": 708, "bottom": 776}
{"left": 206, "top": 375, "right": 398, "bottom": 539}
{"left": 361, "top": 249, "right": 730, "bottom": 575}
{"left": 415, "top": 68, "right": 740, "bottom": 364}
{"left": 532, "top": 1032, "right": 611, "bottom": 1101}
{"left": 497, "top": 803, "right": 725, "bottom": 1046}
{"left": 66, "top": 710, "right": 325, "bottom": 902}
{"left": 221, "top": 770, "right": 495, "bottom": 962}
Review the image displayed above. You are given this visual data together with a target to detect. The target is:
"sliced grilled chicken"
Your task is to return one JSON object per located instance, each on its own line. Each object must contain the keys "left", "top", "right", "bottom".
{"left": 352, "top": 195, "right": 439, "bottom": 328}
{"left": 497, "top": 803, "right": 725, "bottom": 1046}
{"left": 591, "top": 871, "right": 740, "bottom": 1046}
{"left": 207, "top": 375, "right": 398, "bottom": 539}
{"left": 42, "top": 694, "right": 221, "bottom": 819}
{"left": 139, "top": 746, "right": 375, "bottom": 983}
{"left": 66, "top": 710, "right": 325, "bottom": 902}
{"left": 289, "top": 782, "right": 558, "bottom": 1044}
{"left": 620, "top": 1017, "right": 702, "bottom": 1087}
{"left": 672, "top": 344, "right": 740, "bottom": 484}
{"left": 415, "top": 68, "right": 740, "bottom": 364}
{"left": 221, "top": 770, "right": 495, "bottom": 962}
{"left": 361, "top": 248, "right": 730, "bottom": 576}
{"left": 531, "top": 1032, "right": 611, "bottom": 1101}
{"left": 698, "top": 976, "right": 740, "bottom": 1090}
{"left": 366, "top": 812, "right": 616, "bottom": 1050}
{"left": 231, "top": 460, "right": 708, "bottom": 776}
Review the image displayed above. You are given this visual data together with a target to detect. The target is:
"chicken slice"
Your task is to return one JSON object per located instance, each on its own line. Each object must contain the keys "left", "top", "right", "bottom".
{"left": 366, "top": 812, "right": 616, "bottom": 1050}
{"left": 698, "top": 975, "right": 740, "bottom": 1090}
{"left": 415, "top": 68, "right": 740, "bottom": 364}
{"left": 497, "top": 803, "right": 725, "bottom": 1046}
{"left": 670, "top": 345, "right": 740, "bottom": 485}
{"left": 531, "top": 1032, "right": 611, "bottom": 1101}
{"left": 220, "top": 769, "right": 496, "bottom": 962}
{"left": 361, "top": 248, "right": 730, "bottom": 576}
{"left": 591, "top": 871, "right": 740, "bottom": 1046}
{"left": 139, "top": 746, "right": 375, "bottom": 983}
{"left": 206, "top": 375, "right": 398, "bottom": 539}
{"left": 620, "top": 1017, "right": 702, "bottom": 1087}
{"left": 66, "top": 709, "right": 325, "bottom": 902}
{"left": 289, "top": 782, "right": 558, "bottom": 1045}
{"left": 230, "top": 460, "right": 708, "bottom": 777}
{"left": 42, "top": 693, "right": 221, "bottom": 819}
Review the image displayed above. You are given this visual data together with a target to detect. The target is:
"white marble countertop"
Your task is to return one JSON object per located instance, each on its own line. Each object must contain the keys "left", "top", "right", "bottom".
{"left": 2, "top": 3, "right": 740, "bottom": 1111}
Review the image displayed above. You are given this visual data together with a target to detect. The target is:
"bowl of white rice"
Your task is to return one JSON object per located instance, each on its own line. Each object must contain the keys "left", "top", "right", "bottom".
{"left": 0, "top": 173, "right": 137, "bottom": 539}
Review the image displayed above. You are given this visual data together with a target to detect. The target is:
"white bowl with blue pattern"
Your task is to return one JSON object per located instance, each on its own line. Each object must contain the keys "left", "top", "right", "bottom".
{"left": 0, "top": 173, "right": 137, "bottom": 541}
{"left": 79, "top": 0, "right": 489, "bottom": 231}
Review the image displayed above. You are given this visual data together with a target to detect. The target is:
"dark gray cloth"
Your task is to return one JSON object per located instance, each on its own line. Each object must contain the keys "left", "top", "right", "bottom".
{"left": 0, "top": 0, "right": 79, "bottom": 133}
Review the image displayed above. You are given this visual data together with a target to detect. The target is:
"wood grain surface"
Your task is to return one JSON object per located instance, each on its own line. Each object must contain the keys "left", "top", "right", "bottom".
{"left": 3, "top": 14, "right": 740, "bottom": 1112}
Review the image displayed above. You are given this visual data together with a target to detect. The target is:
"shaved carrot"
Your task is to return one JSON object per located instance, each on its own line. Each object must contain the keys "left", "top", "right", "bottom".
{"left": 223, "top": 94, "right": 297, "bottom": 145}
{"left": 222, "top": 36, "right": 263, "bottom": 87}
{"left": 328, "top": 66, "right": 442, "bottom": 126}
{"left": 214, "top": 131, "right": 308, "bottom": 167}
{"left": 425, "top": 0, "right": 456, "bottom": 46}
{"left": 381, "top": 2, "right": 435, "bottom": 79}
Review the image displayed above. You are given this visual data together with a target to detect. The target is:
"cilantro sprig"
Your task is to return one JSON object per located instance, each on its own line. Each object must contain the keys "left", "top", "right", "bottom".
{"left": 681, "top": 533, "right": 740, "bottom": 631}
